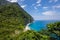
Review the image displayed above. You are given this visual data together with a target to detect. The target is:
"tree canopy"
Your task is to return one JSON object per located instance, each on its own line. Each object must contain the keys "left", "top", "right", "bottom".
{"left": 0, "top": 0, "right": 33, "bottom": 40}
{"left": 0, "top": 0, "right": 60, "bottom": 40}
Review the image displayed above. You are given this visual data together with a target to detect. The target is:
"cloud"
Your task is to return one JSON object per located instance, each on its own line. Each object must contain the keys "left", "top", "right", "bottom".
{"left": 32, "top": 4, "right": 41, "bottom": 9}
{"left": 54, "top": 0, "right": 58, "bottom": 2}
{"left": 32, "top": 14, "right": 60, "bottom": 20}
{"left": 43, "top": 6, "right": 48, "bottom": 9}
{"left": 33, "top": 4, "right": 41, "bottom": 9}
{"left": 36, "top": 4, "right": 41, "bottom": 7}
{"left": 32, "top": 0, "right": 41, "bottom": 9}
{"left": 42, "top": 11, "right": 57, "bottom": 16}
{"left": 53, "top": 5, "right": 60, "bottom": 9}
{"left": 33, "top": 15, "right": 60, "bottom": 20}
{"left": 32, "top": 3, "right": 41, "bottom": 6}
{"left": 36, "top": 0, "right": 41, "bottom": 3}
{"left": 7, "top": 0, "right": 17, "bottom": 2}
{"left": 34, "top": 6, "right": 37, "bottom": 9}
{"left": 20, "top": 0, "right": 25, "bottom": 1}
{"left": 33, "top": 11, "right": 60, "bottom": 20}
{"left": 49, "top": 0, "right": 58, "bottom": 3}
{"left": 21, "top": 5, "right": 27, "bottom": 8}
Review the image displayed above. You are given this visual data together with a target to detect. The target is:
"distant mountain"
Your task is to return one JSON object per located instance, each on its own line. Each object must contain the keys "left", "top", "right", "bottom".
{"left": 0, "top": 0, "right": 33, "bottom": 40}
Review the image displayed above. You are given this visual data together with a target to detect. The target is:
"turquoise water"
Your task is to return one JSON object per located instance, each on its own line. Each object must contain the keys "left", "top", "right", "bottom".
{"left": 29, "top": 20, "right": 59, "bottom": 31}
{"left": 29, "top": 20, "right": 60, "bottom": 40}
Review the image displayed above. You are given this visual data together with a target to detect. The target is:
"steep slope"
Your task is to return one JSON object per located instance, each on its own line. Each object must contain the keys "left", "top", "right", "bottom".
{"left": 0, "top": 0, "right": 33, "bottom": 40}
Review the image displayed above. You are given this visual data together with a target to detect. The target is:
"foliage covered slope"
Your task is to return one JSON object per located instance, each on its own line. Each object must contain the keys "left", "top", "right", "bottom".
{"left": 17, "top": 22, "right": 60, "bottom": 40}
{"left": 0, "top": 0, "right": 33, "bottom": 40}
{"left": 0, "top": 0, "right": 60, "bottom": 40}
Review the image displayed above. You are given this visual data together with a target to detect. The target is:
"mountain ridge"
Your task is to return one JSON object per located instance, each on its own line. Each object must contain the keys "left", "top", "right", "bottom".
{"left": 0, "top": 0, "right": 33, "bottom": 40}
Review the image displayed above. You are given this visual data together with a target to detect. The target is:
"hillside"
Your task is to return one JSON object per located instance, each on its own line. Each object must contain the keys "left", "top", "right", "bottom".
{"left": 0, "top": 0, "right": 33, "bottom": 40}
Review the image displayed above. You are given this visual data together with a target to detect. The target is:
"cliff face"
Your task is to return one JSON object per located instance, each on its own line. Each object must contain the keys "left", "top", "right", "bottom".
{"left": 0, "top": 0, "right": 33, "bottom": 27}
{"left": 0, "top": 0, "right": 33, "bottom": 40}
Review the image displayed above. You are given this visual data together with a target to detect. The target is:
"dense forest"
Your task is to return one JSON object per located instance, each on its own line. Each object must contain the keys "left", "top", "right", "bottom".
{"left": 0, "top": 0, "right": 60, "bottom": 40}
{"left": 0, "top": 0, "right": 33, "bottom": 40}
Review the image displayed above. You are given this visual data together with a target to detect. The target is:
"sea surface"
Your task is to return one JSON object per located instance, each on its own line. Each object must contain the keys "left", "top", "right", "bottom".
{"left": 29, "top": 20, "right": 60, "bottom": 31}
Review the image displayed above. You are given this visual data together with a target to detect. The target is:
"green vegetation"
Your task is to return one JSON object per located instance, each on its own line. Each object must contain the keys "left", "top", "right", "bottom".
{"left": 0, "top": 0, "right": 60, "bottom": 40}
{"left": 16, "top": 22, "right": 60, "bottom": 40}
{"left": 47, "top": 22, "right": 60, "bottom": 37}
{"left": 0, "top": 0, "right": 33, "bottom": 40}
{"left": 17, "top": 30, "right": 50, "bottom": 40}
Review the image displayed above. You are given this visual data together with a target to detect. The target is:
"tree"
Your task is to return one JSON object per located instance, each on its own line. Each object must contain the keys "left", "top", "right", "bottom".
{"left": 47, "top": 22, "right": 60, "bottom": 36}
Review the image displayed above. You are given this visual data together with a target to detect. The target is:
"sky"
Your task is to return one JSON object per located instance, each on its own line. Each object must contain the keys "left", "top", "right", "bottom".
{"left": 7, "top": 0, "right": 60, "bottom": 20}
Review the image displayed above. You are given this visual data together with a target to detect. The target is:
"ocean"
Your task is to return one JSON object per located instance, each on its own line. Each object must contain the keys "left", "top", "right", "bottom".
{"left": 29, "top": 20, "right": 60, "bottom": 31}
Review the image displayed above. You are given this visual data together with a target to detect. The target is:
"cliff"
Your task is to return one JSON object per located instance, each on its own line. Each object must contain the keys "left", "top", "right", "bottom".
{"left": 0, "top": 0, "right": 33, "bottom": 40}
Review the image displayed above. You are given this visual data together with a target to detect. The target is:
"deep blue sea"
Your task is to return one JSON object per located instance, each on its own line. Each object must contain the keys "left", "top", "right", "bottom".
{"left": 29, "top": 20, "right": 60, "bottom": 31}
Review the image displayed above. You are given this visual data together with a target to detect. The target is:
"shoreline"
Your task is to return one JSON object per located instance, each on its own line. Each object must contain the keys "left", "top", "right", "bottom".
{"left": 23, "top": 23, "right": 31, "bottom": 32}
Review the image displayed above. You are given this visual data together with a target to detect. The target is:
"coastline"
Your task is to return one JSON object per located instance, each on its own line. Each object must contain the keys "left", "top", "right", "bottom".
{"left": 23, "top": 23, "right": 31, "bottom": 32}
